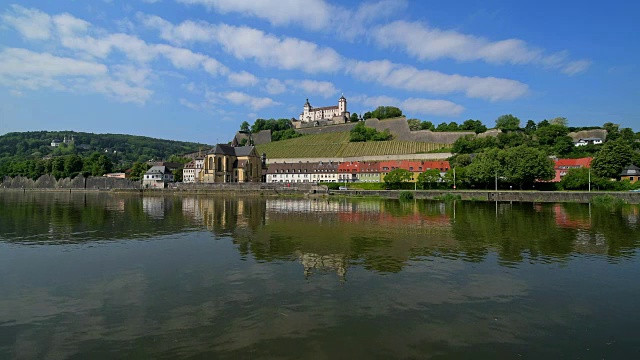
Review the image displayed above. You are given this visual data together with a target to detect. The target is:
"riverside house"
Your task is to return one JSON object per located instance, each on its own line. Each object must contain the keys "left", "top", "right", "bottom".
{"left": 143, "top": 166, "right": 174, "bottom": 188}
{"left": 552, "top": 157, "right": 592, "bottom": 182}
{"left": 266, "top": 161, "right": 340, "bottom": 183}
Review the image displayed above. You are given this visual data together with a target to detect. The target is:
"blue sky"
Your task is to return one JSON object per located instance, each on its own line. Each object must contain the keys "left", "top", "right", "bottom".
{"left": 0, "top": 0, "right": 638, "bottom": 144}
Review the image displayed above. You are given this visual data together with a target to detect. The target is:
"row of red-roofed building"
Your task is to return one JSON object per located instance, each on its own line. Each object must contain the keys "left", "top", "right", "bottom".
{"left": 266, "top": 160, "right": 451, "bottom": 183}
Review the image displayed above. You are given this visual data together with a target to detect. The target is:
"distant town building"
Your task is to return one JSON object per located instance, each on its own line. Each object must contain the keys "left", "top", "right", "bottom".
{"left": 143, "top": 166, "right": 174, "bottom": 188}
{"left": 552, "top": 157, "right": 592, "bottom": 182}
{"left": 50, "top": 139, "right": 61, "bottom": 147}
{"left": 266, "top": 161, "right": 339, "bottom": 183}
{"left": 183, "top": 157, "right": 204, "bottom": 183}
{"left": 620, "top": 164, "right": 639, "bottom": 183}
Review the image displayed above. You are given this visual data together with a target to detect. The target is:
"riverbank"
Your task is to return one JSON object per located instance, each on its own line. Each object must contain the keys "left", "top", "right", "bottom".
{"left": 3, "top": 188, "right": 639, "bottom": 204}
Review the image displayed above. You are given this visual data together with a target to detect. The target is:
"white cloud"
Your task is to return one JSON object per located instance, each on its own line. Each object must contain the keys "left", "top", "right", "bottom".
{"left": 353, "top": 95, "right": 464, "bottom": 117}
{"left": 227, "top": 71, "right": 259, "bottom": 87}
{"left": 53, "top": 13, "right": 90, "bottom": 37}
{"left": 0, "top": 48, "right": 107, "bottom": 78}
{"left": 284, "top": 79, "right": 337, "bottom": 98}
{"left": 140, "top": 15, "right": 342, "bottom": 73}
{"left": 562, "top": 60, "right": 592, "bottom": 76}
{"left": 0, "top": 48, "right": 150, "bottom": 104}
{"left": 210, "top": 23, "right": 344, "bottom": 73}
{"left": 1, "top": 5, "right": 52, "bottom": 40}
{"left": 177, "top": 0, "right": 332, "bottom": 30}
{"left": 176, "top": 0, "right": 407, "bottom": 38}
{"left": 265, "top": 78, "right": 286, "bottom": 95}
{"left": 220, "top": 91, "right": 279, "bottom": 110}
{"left": 372, "top": 20, "right": 590, "bottom": 74}
{"left": 347, "top": 60, "right": 528, "bottom": 101}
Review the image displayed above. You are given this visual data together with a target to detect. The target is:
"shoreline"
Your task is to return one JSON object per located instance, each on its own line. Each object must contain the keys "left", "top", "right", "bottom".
{"left": 3, "top": 188, "right": 639, "bottom": 204}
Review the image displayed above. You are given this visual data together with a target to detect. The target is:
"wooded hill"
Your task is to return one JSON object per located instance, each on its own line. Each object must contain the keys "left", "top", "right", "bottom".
{"left": 0, "top": 131, "right": 210, "bottom": 178}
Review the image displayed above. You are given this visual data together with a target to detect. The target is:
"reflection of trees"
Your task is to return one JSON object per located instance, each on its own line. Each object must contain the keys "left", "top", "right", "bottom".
{"left": 0, "top": 192, "right": 194, "bottom": 243}
{"left": 3, "top": 193, "right": 639, "bottom": 270}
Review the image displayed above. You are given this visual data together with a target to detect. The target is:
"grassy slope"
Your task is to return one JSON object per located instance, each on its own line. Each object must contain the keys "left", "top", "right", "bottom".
{"left": 256, "top": 132, "right": 451, "bottom": 159}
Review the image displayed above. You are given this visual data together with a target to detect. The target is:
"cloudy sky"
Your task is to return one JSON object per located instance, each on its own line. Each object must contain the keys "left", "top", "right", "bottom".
{"left": 0, "top": 0, "right": 638, "bottom": 143}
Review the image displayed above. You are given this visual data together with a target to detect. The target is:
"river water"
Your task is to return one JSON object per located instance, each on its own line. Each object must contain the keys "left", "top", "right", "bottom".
{"left": 1, "top": 191, "right": 639, "bottom": 359}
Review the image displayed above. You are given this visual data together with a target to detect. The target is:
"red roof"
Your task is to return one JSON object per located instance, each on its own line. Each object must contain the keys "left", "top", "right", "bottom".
{"left": 551, "top": 157, "right": 592, "bottom": 182}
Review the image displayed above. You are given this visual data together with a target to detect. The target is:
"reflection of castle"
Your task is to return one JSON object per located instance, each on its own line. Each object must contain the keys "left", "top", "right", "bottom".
{"left": 297, "top": 251, "right": 347, "bottom": 280}
{"left": 142, "top": 197, "right": 165, "bottom": 219}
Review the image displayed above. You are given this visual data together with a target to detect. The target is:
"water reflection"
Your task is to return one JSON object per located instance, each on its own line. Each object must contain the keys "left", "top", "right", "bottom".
{"left": 1, "top": 192, "right": 640, "bottom": 358}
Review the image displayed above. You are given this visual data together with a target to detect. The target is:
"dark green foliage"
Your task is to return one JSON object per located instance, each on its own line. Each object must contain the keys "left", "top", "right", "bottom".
{"left": 420, "top": 121, "right": 435, "bottom": 131}
{"left": 0, "top": 131, "right": 208, "bottom": 179}
{"left": 460, "top": 119, "right": 487, "bottom": 134}
{"left": 243, "top": 118, "right": 301, "bottom": 142}
{"left": 591, "top": 140, "right": 634, "bottom": 179}
{"left": 407, "top": 119, "right": 421, "bottom": 131}
{"left": 399, "top": 191, "right": 414, "bottom": 201}
{"left": 367, "top": 106, "right": 403, "bottom": 120}
{"left": 350, "top": 113, "right": 360, "bottom": 122}
{"left": 240, "top": 121, "right": 250, "bottom": 132}
{"left": 524, "top": 120, "right": 537, "bottom": 133}
{"left": 495, "top": 114, "right": 521, "bottom": 132}
{"left": 130, "top": 162, "right": 151, "bottom": 181}
{"left": 249, "top": 118, "right": 292, "bottom": 133}
{"left": 383, "top": 168, "right": 412, "bottom": 189}
{"left": 417, "top": 169, "right": 441, "bottom": 189}
{"left": 349, "top": 122, "right": 393, "bottom": 142}
{"left": 451, "top": 135, "right": 498, "bottom": 154}
{"left": 271, "top": 128, "right": 302, "bottom": 142}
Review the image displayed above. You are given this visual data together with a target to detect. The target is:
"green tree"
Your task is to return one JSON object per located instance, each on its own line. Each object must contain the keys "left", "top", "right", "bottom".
{"left": 495, "top": 114, "right": 521, "bottom": 132}
{"left": 420, "top": 121, "right": 435, "bottom": 131}
{"left": 350, "top": 113, "right": 360, "bottom": 122}
{"left": 535, "top": 124, "right": 569, "bottom": 146}
{"left": 240, "top": 121, "right": 250, "bottom": 132}
{"left": 559, "top": 168, "right": 591, "bottom": 190}
{"left": 363, "top": 111, "right": 372, "bottom": 120}
{"left": 465, "top": 148, "right": 502, "bottom": 189}
{"left": 591, "top": 140, "right": 634, "bottom": 179}
{"left": 553, "top": 136, "right": 575, "bottom": 156}
{"left": 369, "top": 106, "right": 403, "bottom": 120}
{"left": 549, "top": 117, "right": 568, "bottom": 127}
{"left": 524, "top": 120, "right": 537, "bottom": 134}
{"left": 417, "top": 169, "right": 441, "bottom": 189}
{"left": 407, "top": 118, "right": 421, "bottom": 131}
{"left": 460, "top": 119, "right": 487, "bottom": 134}
{"left": 384, "top": 168, "right": 412, "bottom": 189}
{"left": 130, "top": 162, "right": 151, "bottom": 181}
{"left": 349, "top": 122, "right": 392, "bottom": 142}
{"left": 603, "top": 122, "right": 620, "bottom": 141}
{"left": 501, "top": 146, "right": 554, "bottom": 189}
{"left": 64, "top": 154, "right": 84, "bottom": 178}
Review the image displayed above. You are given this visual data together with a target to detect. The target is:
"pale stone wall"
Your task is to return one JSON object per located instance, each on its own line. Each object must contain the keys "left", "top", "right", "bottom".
{"left": 266, "top": 153, "right": 452, "bottom": 165}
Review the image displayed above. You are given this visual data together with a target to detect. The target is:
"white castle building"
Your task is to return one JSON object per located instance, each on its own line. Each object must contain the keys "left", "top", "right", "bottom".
{"left": 297, "top": 96, "right": 350, "bottom": 126}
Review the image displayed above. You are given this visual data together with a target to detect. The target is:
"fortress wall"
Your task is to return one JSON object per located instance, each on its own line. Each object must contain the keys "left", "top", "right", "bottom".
{"left": 266, "top": 153, "right": 452, "bottom": 165}
{"left": 568, "top": 129, "right": 608, "bottom": 141}
{"left": 295, "top": 122, "right": 358, "bottom": 135}
{"left": 365, "top": 118, "right": 474, "bottom": 144}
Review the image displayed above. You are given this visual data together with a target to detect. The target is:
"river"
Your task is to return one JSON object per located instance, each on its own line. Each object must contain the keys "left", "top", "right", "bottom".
{"left": 1, "top": 191, "right": 639, "bottom": 359}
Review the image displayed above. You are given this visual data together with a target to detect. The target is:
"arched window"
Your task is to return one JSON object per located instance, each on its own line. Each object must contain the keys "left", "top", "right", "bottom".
{"left": 208, "top": 157, "right": 213, "bottom": 171}
{"left": 217, "top": 157, "right": 222, "bottom": 171}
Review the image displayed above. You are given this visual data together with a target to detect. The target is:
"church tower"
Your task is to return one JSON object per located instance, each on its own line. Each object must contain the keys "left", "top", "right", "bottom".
{"left": 338, "top": 95, "right": 347, "bottom": 114}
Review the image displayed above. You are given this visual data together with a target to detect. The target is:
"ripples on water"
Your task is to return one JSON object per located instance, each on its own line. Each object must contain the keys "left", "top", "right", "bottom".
{"left": 1, "top": 191, "right": 640, "bottom": 359}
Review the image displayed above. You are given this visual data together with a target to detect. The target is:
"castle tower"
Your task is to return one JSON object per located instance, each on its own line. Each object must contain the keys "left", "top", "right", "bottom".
{"left": 338, "top": 95, "right": 346, "bottom": 114}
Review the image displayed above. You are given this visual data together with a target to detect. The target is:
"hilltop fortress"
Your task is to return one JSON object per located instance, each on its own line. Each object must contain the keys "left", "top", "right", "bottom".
{"left": 292, "top": 96, "right": 350, "bottom": 129}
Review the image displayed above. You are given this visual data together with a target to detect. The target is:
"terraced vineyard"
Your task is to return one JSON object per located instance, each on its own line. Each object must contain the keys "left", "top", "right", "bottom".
{"left": 256, "top": 132, "right": 451, "bottom": 158}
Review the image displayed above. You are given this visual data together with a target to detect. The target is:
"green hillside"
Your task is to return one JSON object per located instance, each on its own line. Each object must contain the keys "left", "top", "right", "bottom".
{"left": 256, "top": 132, "right": 450, "bottom": 158}
{"left": 0, "top": 131, "right": 210, "bottom": 175}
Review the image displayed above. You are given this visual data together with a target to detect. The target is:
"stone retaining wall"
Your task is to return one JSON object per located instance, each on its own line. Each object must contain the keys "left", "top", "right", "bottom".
{"left": 2, "top": 175, "right": 140, "bottom": 189}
